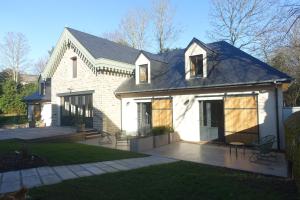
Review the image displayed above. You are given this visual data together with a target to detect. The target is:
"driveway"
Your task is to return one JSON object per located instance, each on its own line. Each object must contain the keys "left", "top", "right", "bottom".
{"left": 144, "top": 142, "right": 288, "bottom": 177}
{"left": 0, "top": 127, "right": 77, "bottom": 140}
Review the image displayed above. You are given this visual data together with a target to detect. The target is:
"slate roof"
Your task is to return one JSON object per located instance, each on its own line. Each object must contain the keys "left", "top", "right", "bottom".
{"left": 115, "top": 41, "right": 292, "bottom": 94}
{"left": 23, "top": 91, "right": 51, "bottom": 103}
{"left": 66, "top": 27, "right": 140, "bottom": 65}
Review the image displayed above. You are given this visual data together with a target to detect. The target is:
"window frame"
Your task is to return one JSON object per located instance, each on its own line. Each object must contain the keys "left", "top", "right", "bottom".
{"left": 190, "top": 54, "right": 204, "bottom": 78}
{"left": 139, "top": 64, "right": 149, "bottom": 83}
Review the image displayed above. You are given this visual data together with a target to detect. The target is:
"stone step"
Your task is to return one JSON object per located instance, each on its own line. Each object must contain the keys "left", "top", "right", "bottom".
{"left": 85, "top": 133, "right": 101, "bottom": 139}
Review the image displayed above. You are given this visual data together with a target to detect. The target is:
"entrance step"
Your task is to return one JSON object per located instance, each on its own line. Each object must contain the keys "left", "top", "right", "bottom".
{"left": 81, "top": 128, "right": 98, "bottom": 133}
{"left": 84, "top": 131, "right": 101, "bottom": 139}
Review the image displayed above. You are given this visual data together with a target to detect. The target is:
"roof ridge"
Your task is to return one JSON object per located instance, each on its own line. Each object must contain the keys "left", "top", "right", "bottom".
{"left": 65, "top": 27, "right": 140, "bottom": 52}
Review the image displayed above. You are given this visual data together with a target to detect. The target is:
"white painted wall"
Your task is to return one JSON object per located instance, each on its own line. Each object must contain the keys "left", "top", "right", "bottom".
{"left": 121, "top": 98, "right": 138, "bottom": 135}
{"left": 121, "top": 87, "right": 284, "bottom": 149}
{"left": 185, "top": 42, "right": 207, "bottom": 79}
{"left": 135, "top": 53, "right": 151, "bottom": 84}
{"left": 41, "top": 102, "right": 52, "bottom": 126}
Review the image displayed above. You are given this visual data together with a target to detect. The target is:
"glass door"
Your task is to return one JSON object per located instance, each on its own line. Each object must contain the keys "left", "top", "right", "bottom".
{"left": 199, "top": 100, "right": 224, "bottom": 142}
{"left": 137, "top": 102, "right": 152, "bottom": 136}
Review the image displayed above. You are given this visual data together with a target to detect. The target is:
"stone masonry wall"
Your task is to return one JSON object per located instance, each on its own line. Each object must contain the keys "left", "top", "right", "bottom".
{"left": 51, "top": 48, "right": 130, "bottom": 133}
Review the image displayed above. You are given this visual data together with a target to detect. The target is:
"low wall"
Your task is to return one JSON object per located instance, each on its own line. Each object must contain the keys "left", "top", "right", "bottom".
{"left": 130, "top": 132, "right": 181, "bottom": 152}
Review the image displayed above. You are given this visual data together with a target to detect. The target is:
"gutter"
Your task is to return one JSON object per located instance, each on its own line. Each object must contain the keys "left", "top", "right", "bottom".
{"left": 115, "top": 79, "right": 291, "bottom": 96}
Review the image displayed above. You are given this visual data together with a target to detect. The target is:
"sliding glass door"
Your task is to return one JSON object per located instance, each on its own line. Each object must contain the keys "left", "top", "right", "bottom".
{"left": 61, "top": 94, "right": 93, "bottom": 128}
{"left": 137, "top": 102, "right": 152, "bottom": 136}
{"left": 199, "top": 100, "right": 224, "bottom": 142}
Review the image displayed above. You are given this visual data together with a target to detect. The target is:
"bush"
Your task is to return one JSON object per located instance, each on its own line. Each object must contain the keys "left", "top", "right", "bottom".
{"left": 151, "top": 126, "right": 174, "bottom": 136}
{"left": 285, "top": 111, "right": 300, "bottom": 189}
{"left": 0, "top": 115, "right": 28, "bottom": 127}
{"left": 0, "top": 80, "right": 37, "bottom": 114}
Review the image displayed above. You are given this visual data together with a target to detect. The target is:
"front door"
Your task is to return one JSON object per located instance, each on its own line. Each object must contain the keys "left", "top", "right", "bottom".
{"left": 199, "top": 100, "right": 224, "bottom": 142}
{"left": 137, "top": 102, "right": 152, "bottom": 136}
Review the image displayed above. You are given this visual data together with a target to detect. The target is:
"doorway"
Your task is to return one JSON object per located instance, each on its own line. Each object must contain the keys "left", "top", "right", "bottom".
{"left": 199, "top": 100, "right": 224, "bottom": 142}
{"left": 60, "top": 94, "right": 93, "bottom": 128}
{"left": 137, "top": 102, "right": 152, "bottom": 136}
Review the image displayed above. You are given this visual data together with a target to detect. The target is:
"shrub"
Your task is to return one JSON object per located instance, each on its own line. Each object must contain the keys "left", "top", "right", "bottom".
{"left": 151, "top": 126, "right": 174, "bottom": 136}
{"left": 285, "top": 111, "right": 300, "bottom": 189}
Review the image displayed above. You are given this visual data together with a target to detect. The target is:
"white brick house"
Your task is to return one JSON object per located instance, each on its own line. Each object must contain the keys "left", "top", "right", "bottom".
{"left": 27, "top": 28, "right": 291, "bottom": 150}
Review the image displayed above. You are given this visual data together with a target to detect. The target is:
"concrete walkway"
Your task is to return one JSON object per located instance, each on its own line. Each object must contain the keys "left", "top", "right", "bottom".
{"left": 0, "top": 127, "right": 77, "bottom": 140}
{"left": 0, "top": 156, "right": 176, "bottom": 194}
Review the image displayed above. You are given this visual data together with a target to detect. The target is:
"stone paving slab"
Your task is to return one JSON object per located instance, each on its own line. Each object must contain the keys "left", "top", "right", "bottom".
{"left": 0, "top": 180, "right": 21, "bottom": 194}
{"left": 80, "top": 164, "right": 105, "bottom": 175}
{"left": 21, "top": 168, "right": 42, "bottom": 188}
{"left": 2, "top": 171, "right": 20, "bottom": 183}
{"left": 53, "top": 166, "right": 78, "bottom": 180}
{"left": 102, "top": 161, "right": 130, "bottom": 171}
{"left": 37, "top": 167, "right": 61, "bottom": 185}
{"left": 67, "top": 165, "right": 93, "bottom": 177}
{"left": 22, "top": 175, "right": 42, "bottom": 188}
{"left": 0, "top": 155, "right": 177, "bottom": 194}
{"left": 21, "top": 168, "right": 38, "bottom": 177}
{"left": 93, "top": 162, "right": 119, "bottom": 173}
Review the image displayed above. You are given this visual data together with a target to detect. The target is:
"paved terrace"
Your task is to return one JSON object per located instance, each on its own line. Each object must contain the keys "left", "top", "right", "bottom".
{"left": 144, "top": 142, "right": 288, "bottom": 178}
{"left": 0, "top": 127, "right": 77, "bottom": 140}
{"left": 0, "top": 156, "right": 176, "bottom": 194}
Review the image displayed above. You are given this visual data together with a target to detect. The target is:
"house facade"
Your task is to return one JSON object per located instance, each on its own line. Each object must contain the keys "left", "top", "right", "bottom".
{"left": 27, "top": 27, "right": 291, "bottom": 149}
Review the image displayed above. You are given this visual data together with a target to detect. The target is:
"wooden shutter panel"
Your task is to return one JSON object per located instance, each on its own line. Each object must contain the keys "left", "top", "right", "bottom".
{"left": 151, "top": 99, "right": 172, "bottom": 128}
{"left": 224, "top": 96, "right": 258, "bottom": 144}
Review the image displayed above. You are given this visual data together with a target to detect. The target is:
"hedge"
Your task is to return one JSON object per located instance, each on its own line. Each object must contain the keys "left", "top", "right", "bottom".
{"left": 285, "top": 111, "right": 300, "bottom": 189}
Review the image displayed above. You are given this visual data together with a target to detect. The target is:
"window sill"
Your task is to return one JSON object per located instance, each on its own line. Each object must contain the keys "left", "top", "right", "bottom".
{"left": 189, "top": 76, "right": 204, "bottom": 79}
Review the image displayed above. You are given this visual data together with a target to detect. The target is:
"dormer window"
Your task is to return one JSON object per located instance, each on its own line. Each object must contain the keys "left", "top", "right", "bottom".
{"left": 190, "top": 54, "right": 203, "bottom": 77}
{"left": 139, "top": 64, "right": 148, "bottom": 83}
{"left": 71, "top": 57, "right": 77, "bottom": 78}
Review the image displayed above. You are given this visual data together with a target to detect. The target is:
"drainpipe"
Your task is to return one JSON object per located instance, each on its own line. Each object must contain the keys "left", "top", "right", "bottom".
{"left": 274, "top": 81, "right": 281, "bottom": 150}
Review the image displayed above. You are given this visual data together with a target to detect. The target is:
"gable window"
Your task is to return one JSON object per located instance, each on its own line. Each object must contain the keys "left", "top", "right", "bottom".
{"left": 190, "top": 54, "right": 203, "bottom": 77}
{"left": 139, "top": 64, "right": 148, "bottom": 83}
{"left": 71, "top": 57, "right": 77, "bottom": 78}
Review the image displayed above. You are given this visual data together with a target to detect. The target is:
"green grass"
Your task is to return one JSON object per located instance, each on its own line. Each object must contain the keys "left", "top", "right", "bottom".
{"left": 0, "top": 140, "right": 145, "bottom": 166}
{"left": 29, "top": 161, "right": 297, "bottom": 200}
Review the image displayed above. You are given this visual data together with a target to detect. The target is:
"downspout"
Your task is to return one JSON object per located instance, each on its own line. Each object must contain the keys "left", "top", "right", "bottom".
{"left": 274, "top": 81, "right": 281, "bottom": 150}
{"left": 120, "top": 98, "right": 123, "bottom": 132}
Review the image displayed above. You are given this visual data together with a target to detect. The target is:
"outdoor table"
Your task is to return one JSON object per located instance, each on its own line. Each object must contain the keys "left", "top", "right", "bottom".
{"left": 229, "top": 142, "right": 245, "bottom": 158}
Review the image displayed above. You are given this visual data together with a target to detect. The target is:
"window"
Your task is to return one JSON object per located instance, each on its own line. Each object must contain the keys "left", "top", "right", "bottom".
{"left": 139, "top": 64, "right": 148, "bottom": 83}
{"left": 190, "top": 54, "right": 203, "bottom": 77}
{"left": 71, "top": 57, "right": 77, "bottom": 78}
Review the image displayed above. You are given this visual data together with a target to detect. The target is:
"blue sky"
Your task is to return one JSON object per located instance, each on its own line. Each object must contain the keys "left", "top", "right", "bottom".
{"left": 0, "top": 0, "right": 211, "bottom": 71}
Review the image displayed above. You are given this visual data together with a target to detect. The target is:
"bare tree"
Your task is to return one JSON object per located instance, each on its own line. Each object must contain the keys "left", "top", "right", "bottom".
{"left": 102, "top": 9, "right": 149, "bottom": 50}
{"left": 152, "top": 0, "right": 181, "bottom": 53}
{"left": 0, "top": 32, "right": 30, "bottom": 83}
{"left": 34, "top": 56, "right": 48, "bottom": 74}
{"left": 102, "top": 31, "right": 129, "bottom": 46}
{"left": 270, "top": 21, "right": 300, "bottom": 106}
{"left": 208, "top": 0, "right": 285, "bottom": 56}
{"left": 120, "top": 9, "right": 149, "bottom": 50}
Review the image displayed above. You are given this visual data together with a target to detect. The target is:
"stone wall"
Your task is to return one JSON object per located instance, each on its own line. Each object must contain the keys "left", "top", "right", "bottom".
{"left": 51, "top": 48, "right": 131, "bottom": 133}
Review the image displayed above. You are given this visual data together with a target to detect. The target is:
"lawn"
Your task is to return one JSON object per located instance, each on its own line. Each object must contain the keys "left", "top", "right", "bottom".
{"left": 28, "top": 161, "right": 297, "bottom": 200}
{"left": 0, "top": 140, "right": 144, "bottom": 166}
